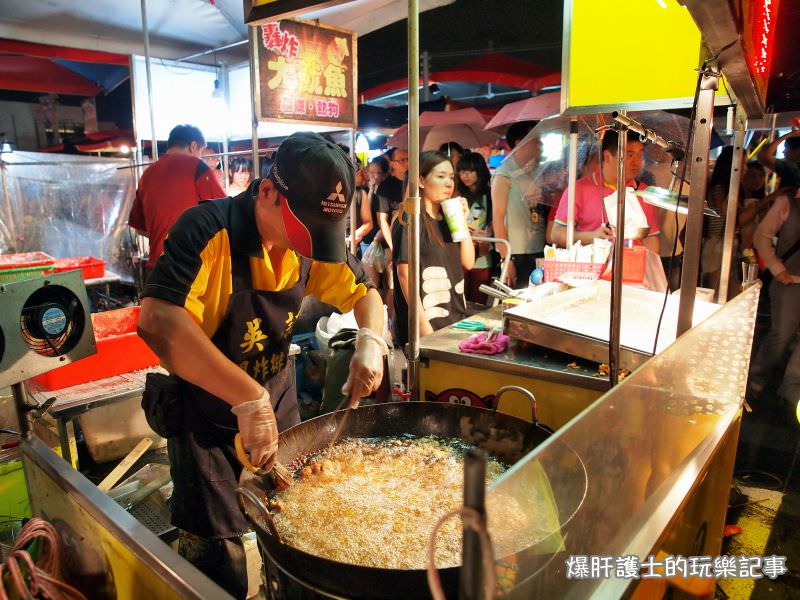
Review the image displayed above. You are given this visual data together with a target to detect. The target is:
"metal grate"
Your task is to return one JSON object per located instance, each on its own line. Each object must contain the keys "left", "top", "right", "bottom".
{"left": 129, "top": 492, "right": 174, "bottom": 539}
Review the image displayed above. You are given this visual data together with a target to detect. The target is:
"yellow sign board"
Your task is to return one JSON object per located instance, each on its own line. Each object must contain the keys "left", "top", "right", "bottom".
{"left": 562, "top": 0, "right": 722, "bottom": 114}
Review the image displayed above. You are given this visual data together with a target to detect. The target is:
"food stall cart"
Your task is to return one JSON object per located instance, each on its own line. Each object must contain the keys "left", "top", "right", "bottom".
{"left": 0, "top": 0, "right": 785, "bottom": 598}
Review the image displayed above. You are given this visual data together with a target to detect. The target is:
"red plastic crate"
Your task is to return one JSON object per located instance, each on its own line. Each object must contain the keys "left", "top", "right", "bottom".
{"left": 31, "top": 306, "right": 160, "bottom": 390}
{"left": 0, "top": 251, "right": 55, "bottom": 268}
{"left": 52, "top": 256, "right": 106, "bottom": 279}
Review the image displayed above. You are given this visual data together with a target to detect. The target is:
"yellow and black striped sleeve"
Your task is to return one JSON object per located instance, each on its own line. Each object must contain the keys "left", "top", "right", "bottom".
{"left": 142, "top": 202, "right": 231, "bottom": 330}
{"left": 305, "top": 252, "right": 375, "bottom": 314}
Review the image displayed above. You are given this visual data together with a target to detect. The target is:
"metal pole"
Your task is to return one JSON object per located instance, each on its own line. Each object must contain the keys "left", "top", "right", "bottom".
{"left": 612, "top": 111, "right": 684, "bottom": 159}
{"left": 460, "top": 448, "right": 487, "bottom": 600}
{"left": 349, "top": 128, "right": 358, "bottom": 256}
{"left": 566, "top": 117, "right": 578, "bottom": 249}
{"left": 140, "top": 0, "right": 158, "bottom": 161}
{"left": 406, "top": 0, "right": 421, "bottom": 398}
{"left": 128, "top": 55, "right": 142, "bottom": 179}
{"left": 248, "top": 26, "right": 261, "bottom": 177}
{"left": 718, "top": 105, "right": 747, "bottom": 302}
{"left": 677, "top": 67, "right": 719, "bottom": 336}
{"left": 11, "top": 383, "right": 30, "bottom": 438}
{"left": 422, "top": 50, "right": 431, "bottom": 103}
{"left": 177, "top": 39, "right": 248, "bottom": 62}
{"left": 765, "top": 112, "right": 779, "bottom": 194}
{"left": 0, "top": 161, "right": 15, "bottom": 252}
{"left": 221, "top": 64, "right": 230, "bottom": 191}
{"left": 609, "top": 120, "right": 627, "bottom": 387}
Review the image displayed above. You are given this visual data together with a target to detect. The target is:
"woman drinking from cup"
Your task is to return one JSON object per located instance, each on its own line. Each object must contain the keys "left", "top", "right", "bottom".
{"left": 392, "top": 151, "right": 475, "bottom": 350}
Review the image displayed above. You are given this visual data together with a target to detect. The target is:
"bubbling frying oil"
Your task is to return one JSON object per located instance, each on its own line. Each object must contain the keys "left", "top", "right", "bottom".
{"left": 269, "top": 436, "right": 506, "bottom": 569}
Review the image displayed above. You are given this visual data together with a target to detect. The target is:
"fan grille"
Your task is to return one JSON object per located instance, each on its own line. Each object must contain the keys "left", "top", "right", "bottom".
{"left": 20, "top": 286, "right": 86, "bottom": 358}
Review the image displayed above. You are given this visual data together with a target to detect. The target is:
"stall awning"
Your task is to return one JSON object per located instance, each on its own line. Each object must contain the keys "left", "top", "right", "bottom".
{"left": 0, "top": 38, "right": 130, "bottom": 96}
{"left": 0, "top": 55, "right": 101, "bottom": 96}
{"left": 361, "top": 53, "right": 560, "bottom": 103}
{"left": 0, "top": 39, "right": 129, "bottom": 65}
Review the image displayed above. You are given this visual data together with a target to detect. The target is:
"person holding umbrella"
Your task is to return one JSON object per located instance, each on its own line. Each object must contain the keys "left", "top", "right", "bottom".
{"left": 491, "top": 121, "right": 541, "bottom": 287}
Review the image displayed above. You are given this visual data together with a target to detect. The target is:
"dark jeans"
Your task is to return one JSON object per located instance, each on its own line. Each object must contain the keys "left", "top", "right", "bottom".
{"left": 178, "top": 530, "right": 250, "bottom": 599}
{"left": 748, "top": 279, "right": 800, "bottom": 402}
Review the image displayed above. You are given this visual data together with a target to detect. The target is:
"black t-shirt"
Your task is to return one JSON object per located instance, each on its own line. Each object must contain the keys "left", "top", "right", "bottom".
{"left": 362, "top": 187, "right": 380, "bottom": 246}
{"left": 391, "top": 215, "right": 468, "bottom": 348}
{"left": 775, "top": 159, "right": 800, "bottom": 188}
{"left": 376, "top": 176, "right": 404, "bottom": 215}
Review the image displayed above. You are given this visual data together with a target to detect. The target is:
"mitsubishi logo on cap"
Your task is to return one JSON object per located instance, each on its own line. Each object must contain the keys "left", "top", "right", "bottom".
{"left": 322, "top": 181, "right": 347, "bottom": 216}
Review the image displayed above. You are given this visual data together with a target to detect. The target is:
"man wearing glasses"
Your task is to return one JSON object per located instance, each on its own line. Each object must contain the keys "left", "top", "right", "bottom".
{"left": 376, "top": 147, "right": 409, "bottom": 255}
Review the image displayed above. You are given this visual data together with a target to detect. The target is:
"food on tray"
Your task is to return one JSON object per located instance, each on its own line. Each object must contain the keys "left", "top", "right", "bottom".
{"left": 594, "top": 363, "right": 630, "bottom": 381}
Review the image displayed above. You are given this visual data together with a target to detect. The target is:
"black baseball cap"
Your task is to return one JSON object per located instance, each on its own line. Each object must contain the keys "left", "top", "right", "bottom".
{"left": 269, "top": 132, "right": 355, "bottom": 263}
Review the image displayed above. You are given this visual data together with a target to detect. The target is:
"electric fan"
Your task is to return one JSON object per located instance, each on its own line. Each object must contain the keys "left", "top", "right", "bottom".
{"left": 0, "top": 271, "right": 95, "bottom": 388}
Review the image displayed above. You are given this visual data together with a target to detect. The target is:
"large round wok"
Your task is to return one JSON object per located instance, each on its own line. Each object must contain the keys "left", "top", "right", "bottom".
{"left": 238, "top": 401, "right": 585, "bottom": 600}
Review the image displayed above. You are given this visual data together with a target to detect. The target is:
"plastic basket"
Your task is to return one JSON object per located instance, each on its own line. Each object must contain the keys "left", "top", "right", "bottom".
{"left": 0, "top": 265, "right": 54, "bottom": 283}
{"left": 538, "top": 259, "right": 604, "bottom": 283}
{"left": 53, "top": 256, "right": 106, "bottom": 279}
{"left": 0, "top": 251, "right": 54, "bottom": 268}
{"left": 0, "top": 251, "right": 55, "bottom": 282}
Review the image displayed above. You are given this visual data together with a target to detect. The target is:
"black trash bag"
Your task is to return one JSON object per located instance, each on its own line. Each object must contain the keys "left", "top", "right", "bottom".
{"left": 319, "top": 328, "right": 358, "bottom": 415}
{"left": 141, "top": 372, "right": 185, "bottom": 438}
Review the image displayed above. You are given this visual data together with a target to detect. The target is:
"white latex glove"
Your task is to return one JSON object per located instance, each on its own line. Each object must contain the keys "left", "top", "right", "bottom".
{"left": 342, "top": 328, "right": 388, "bottom": 408}
{"left": 231, "top": 389, "right": 278, "bottom": 471}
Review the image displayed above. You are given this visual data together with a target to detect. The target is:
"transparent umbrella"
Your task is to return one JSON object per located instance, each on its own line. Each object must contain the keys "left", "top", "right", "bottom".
{"left": 502, "top": 110, "right": 694, "bottom": 213}
{"left": 502, "top": 114, "right": 600, "bottom": 215}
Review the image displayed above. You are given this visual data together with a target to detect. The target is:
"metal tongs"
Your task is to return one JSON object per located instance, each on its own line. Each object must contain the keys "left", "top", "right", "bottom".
{"left": 478, "top": 278, "right": 522, "bottom": 305}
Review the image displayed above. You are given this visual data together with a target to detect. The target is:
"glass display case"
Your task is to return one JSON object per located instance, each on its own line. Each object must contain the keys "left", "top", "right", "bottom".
{"left": 487, "top": 283, "right": 760, "bottom": 598}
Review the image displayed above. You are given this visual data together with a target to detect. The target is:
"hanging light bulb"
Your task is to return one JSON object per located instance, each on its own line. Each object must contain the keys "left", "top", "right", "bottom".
{"left": 211, "top": 78, "right": 224, "bottom": 100}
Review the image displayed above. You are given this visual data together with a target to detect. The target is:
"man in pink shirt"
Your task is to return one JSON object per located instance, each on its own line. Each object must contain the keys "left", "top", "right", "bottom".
{"left": 551, "top": 130, "right": 660, "bottom": 253}
{"left": 748, "top": 190, "right": 800, "bottom": 404}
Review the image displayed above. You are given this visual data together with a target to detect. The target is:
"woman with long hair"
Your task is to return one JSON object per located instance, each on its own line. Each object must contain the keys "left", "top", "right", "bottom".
{"left": 360, "top": 155, "right": 391, "bottom": 302}
{"left": 227, "top": 157, "right": 253, "bottom": 196}
{"left": 456, "top": 151, "right": 493, "bottom": 303}
{"left": 392, "top": 151, "right": 475, "bottom": 349}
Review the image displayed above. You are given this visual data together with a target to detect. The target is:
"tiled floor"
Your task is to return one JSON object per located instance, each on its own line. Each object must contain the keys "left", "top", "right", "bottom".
{"left": 720, "top": 385, "right": 800, "bottom": 598}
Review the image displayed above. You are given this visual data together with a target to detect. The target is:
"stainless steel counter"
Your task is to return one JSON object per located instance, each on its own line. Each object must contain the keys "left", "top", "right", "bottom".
{"left": 419, "top": 307, "right": 609, "bottom": 393}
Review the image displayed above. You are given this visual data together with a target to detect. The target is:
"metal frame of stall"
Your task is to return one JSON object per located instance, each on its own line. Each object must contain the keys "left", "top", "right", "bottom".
{"left": 6, "top": 1, "right": 772, "bottom": 599}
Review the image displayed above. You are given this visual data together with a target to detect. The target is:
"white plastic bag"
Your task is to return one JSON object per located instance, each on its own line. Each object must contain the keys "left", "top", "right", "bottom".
{"left": 362, "top": 240, "right": 385, "bottom": 273}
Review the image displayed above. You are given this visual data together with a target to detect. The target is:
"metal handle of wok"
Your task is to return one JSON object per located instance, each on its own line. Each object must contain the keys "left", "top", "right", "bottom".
{"left": 472, "top": 236, "right": 512, "bottom": 306}
{"left": 493, "top": 385, "right": 538, "bottom": 424}
{"left": 236, "top": 487, "right": 282, "bottom": 543}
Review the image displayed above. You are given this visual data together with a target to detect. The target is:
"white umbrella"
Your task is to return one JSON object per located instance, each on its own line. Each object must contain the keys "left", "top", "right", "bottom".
{"left": 388, "top": 107, "right": 498, "bottom": 150}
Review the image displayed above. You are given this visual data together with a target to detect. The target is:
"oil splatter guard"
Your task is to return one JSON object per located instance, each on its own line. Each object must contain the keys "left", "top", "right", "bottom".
{"left": 234, "top": 433, "right": 293, "bottom": 490}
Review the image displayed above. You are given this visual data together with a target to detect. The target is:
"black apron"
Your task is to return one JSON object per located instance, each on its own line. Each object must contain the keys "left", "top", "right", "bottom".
{"left": 169, "top": 251, "right": 310, "bottom": 539}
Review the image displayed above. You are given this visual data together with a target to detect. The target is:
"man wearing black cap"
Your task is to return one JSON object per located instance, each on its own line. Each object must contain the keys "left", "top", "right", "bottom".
{"left": 137, "top": 132, "right": 386, "bottom": 598}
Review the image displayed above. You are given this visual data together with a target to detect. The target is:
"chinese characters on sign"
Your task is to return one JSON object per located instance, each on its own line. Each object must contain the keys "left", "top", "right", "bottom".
{"left": 237, "top": 314, "right": 297, "bottom": 383}
{"left": 564, "top": 554, "right": 788, "bottom": 580}
{"left": 255, "top": 19, "right": 356, "bottom": 127}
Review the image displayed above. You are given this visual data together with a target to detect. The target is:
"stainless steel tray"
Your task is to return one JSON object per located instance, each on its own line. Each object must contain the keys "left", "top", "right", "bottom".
{"left": 503, "top": 281, "right": 721, "bottom": 369}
